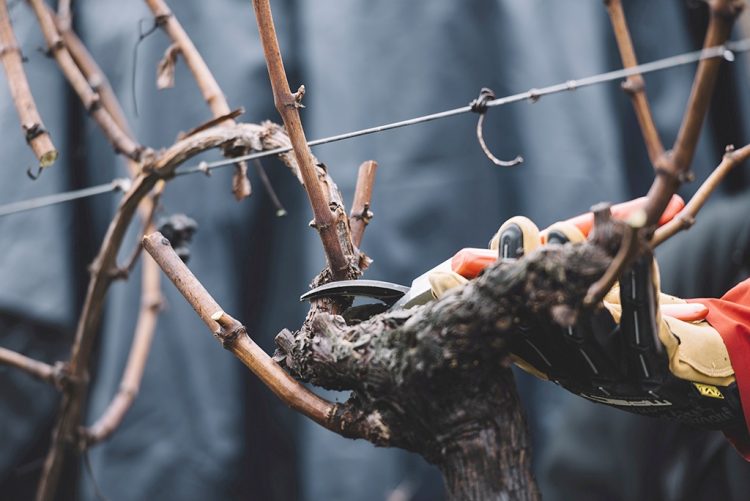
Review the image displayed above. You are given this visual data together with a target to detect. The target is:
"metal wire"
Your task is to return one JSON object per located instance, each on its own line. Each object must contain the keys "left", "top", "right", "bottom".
{"left": 176, "top": 40, "right": 748, "bottom": 176}
{"left": 1, "top": 39, "right": 748, "bottom": 218}
{"left": 0, "top": 178, "right": 131, "bottom": 217}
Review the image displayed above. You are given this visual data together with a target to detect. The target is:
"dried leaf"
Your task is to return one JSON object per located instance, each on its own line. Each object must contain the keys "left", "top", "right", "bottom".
{"left": 156, "top": 43, "right": 181, "bottom": 90}
{"left": 232, "top": 161, "right": 252, "bottom": 201}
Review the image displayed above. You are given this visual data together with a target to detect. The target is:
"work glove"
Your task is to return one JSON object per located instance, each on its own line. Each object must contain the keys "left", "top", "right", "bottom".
{"left": 430, "top": 213, "right": 750, "bottom": 457}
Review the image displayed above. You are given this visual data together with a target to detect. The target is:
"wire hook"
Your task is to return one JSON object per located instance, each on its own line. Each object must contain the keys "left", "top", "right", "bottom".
{"left": 470, "top": 87, "right": 523, "bottom": 167}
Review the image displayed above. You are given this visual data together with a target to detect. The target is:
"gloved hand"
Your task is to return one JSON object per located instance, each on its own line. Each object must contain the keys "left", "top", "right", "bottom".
{"left": 430, "top": 214, "right": 750, "bottom": 457}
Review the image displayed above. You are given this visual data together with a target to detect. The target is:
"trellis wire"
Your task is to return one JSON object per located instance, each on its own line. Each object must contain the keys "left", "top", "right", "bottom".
{"left": 1, "top": 39, "right": 749, "bottom": 217}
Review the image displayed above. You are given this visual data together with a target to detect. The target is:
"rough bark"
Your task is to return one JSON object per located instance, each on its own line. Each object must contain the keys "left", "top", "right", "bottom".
{"left": 275, "top": 234, "right": 617, "bottom": 500}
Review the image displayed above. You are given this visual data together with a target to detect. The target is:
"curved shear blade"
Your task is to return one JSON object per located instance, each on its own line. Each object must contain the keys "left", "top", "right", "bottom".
{"left": 300, "top": 279, "right": 410, "bottom": 306}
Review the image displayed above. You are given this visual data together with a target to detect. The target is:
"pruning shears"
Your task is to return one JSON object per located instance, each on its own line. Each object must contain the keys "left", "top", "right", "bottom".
{"left": 301, "top": 195, "right": 685, "bottom": 312}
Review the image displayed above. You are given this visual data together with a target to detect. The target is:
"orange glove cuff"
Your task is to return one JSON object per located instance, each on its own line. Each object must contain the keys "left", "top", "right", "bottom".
{"left": 690, "top": 277, "right": 750, "bottom": 460}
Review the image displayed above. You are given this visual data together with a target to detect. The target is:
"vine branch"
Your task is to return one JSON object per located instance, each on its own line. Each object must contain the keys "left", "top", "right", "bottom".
{"left": 0, "top": 0, "right": 58, "bottom": 172}
{"left": 604, "top": 0, "right": 665, "bottom": 166}
{"left": 82, "top": 253, "right": 163, "bottom": 446}
{"left": 35, "top": 119, "right": 322, "bottom": 501}
{"left": 652, "top": 142, "right": 750, "bottom": 246}
{"left": 251, "top": 0, "right": 353, "bottom": 278}
{"left": 586, "top": 0, "right": 743, "bottom": 304}
{"left": 27, "top": 0, "right": 144, "bottom": 161}
{"left": 144, "top": 0, "right": 251, "bottom": 199}
{"left": 643, "top": 0, "right": 744, "bottom": 227}
{"left": 0, "top": 346, "right": 66, "bottom": 388}
{"left": 349, "top": 160, "right": 378, "bottom": 249}
{"left": 142, "top": 232, "right": 338, "bottom": 430}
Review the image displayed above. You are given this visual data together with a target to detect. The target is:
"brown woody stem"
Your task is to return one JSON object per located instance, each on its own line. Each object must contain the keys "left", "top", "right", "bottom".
{"left": 643, "top": 0, "right": 743, "bottom": 227}
{"left": 652, "top": 143, "right": 750, "bottom": 246}
{"left": 349, "top": 160, "right": 378, "bottom": 248}
{"left": 144, "top": 0, "right": 230, "bottom": 117}
{"left": 589, "top": 0, "right": 742, "bottom": 306}
{"left": 604, "top": 0, "right": 665, "bottom": 166}
{"left": 56, "top": 0, "right": 71, "bottom": 31}
{"left": 0, "top": 0, "right": 58, "bottom": 170}
{"left": 0, "top": 346, "right": 65, "bottom": 388}
{"left": 27, "top": 0, "right": 143, "bottom": 160}
{"left": 144, "top": 0, "right": 251, "bottom": 199}
{"left": 142, "top": 232, "right": 337, "bottom": 430}
{"left": 83, "top": 253, "right": 163, "bottom": 446}
{"left": 251, "top": 0, "right": 351, "bottom": 278}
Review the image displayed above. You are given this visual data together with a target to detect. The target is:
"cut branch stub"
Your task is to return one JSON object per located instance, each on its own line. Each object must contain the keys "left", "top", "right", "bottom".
{"left": 349, "top": 160, "right": 378, "bottom": 249}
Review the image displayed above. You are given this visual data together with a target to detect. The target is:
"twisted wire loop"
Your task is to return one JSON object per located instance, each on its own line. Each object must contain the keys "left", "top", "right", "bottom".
{"left": 470, "top": 88, "right": 523, "bottom": 167}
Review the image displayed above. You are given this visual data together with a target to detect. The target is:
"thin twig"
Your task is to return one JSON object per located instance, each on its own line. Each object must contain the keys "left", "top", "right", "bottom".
{"left": 54, "top": 10, "right": 134, "bottom": 141}
{"left": 142, "top": 232, "right": 337, "bottom": 429}
{"left": 117, "top": 181, "right": 165, "bottom": 278}
{"left": 604, "top": 0, "right": 665, "bottom": 166}
{"left": 178, "top": 107, "right": 244, "bottom": 140}
{"left": 83, "top": 251, "right": 163, "bottom": 446}
{"left": 0, "top": 346, "right": 65, "bottom": 388}
{"left": 143, "top": 0, "right": 230, "bottom": 117}
{"left": 652, "top": 143, "right": 750, "bottom": 246}
{"left": 27, "top": 0, "right": 144, "bottom": 161}
{"left": 349, "top": 160, "right": 378, "bottom": 248}
{"left": 251, "top": 0, "right": 353, "bottom": 278}
{"left": 0, "top": 0, "right": 58, "bottom": 172}
{"left": 252, "top": 159, "right": 286, "bottom": 216}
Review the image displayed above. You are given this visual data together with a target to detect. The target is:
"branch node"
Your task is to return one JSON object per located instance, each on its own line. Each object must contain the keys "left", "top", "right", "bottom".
{"left": 0, "top": 42, "right": 20, "bottom": 57}
{"left": 43, "top": 39, "right": 65, "bottom": 57}
{"left": 678, "top": 170, "right": 695, "bottom": 183}
{"left": 22, "top": 122, "right": 46, "bottom": 143}
{"left": 710, "top": 0, "right": 745, "bottom": 20}
{"left": 679, "top": 214, "right": 697, "bottom": 230}
{"left": 290, "top": 84, "right": 306, "bottom": 109}
{"left": 352, "top": 204, "right": 373, "bottom": 224}
{"left": 154, "top": 13, "right": 172, "bottom": 27}
{"left": 85, "top": 94, "right": 102, "bottom": 114}
{"left": 107, "top": 267, "right": 130, "bottom": 280}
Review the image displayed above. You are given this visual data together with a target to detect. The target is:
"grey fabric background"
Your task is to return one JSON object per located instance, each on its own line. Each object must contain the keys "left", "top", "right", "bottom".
{"left": 1, "top": 1, "right": 749, "bottom": 500}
